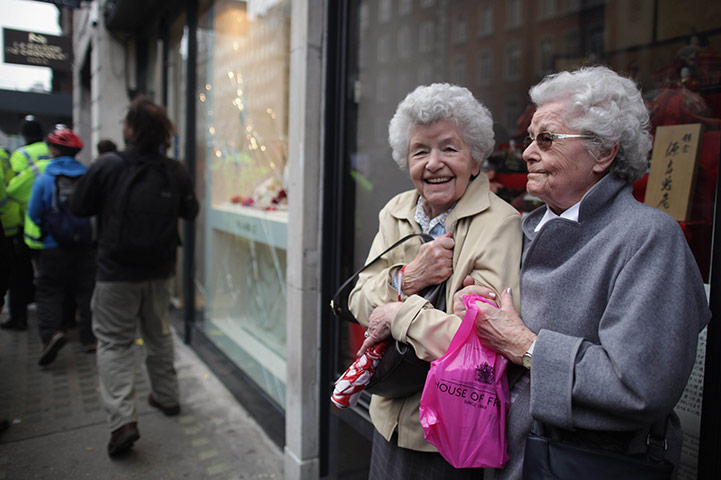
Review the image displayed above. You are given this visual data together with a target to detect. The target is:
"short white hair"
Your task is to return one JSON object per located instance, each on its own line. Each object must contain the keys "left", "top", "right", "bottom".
{"left": 388, "top": 83, "right": 494, "bottom": 170}
{"left": 529, "top": 66, "right": 652, "bottom": 182}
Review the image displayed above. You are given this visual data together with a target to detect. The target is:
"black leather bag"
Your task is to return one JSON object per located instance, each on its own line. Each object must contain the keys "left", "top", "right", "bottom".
{"left": 330, "top": 233, "right": 446, "bottom": 399}
{"left": 522, "top": 420, "right": 673, "bottom": 480}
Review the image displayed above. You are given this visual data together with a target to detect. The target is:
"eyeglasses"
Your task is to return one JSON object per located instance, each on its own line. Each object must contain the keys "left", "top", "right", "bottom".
{"left": 523, "top": 132, "right": 594, "bottom": 151}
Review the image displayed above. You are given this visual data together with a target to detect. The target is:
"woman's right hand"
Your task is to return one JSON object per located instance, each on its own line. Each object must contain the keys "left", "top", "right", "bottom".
{"left": 452, "top": 275, "right": 498, "bottom": 317}
{"left": 402, "top": 232, "right": 454, "bottom": 295}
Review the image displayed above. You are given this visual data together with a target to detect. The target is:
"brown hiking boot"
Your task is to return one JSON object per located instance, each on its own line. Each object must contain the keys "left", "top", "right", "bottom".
{"left": 107, "top": 422, "right": 140, "bottom": 457}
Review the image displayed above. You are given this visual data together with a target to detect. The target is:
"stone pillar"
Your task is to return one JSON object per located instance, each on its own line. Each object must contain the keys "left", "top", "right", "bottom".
{"left": 285, "top": 0, "right": 326, "bottom": 479}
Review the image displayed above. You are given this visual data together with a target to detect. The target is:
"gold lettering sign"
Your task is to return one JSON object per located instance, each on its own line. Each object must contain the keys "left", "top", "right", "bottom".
{"left": 644, "top": 124, "right": 704, "bottom": 222}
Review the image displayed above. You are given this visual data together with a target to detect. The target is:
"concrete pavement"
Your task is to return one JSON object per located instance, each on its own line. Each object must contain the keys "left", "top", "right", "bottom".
{"left": 0, "top": 308, "right": 284, "bottom": 479}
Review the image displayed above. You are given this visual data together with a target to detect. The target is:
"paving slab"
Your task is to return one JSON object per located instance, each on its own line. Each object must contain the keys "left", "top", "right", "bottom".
{"left": 0, "top": 309, "right": 284, "bottom": 480}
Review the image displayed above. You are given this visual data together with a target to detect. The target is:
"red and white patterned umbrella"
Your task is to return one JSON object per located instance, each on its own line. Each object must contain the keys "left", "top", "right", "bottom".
{"left": 331, "top": 341, "right": 389, "bottom": 408}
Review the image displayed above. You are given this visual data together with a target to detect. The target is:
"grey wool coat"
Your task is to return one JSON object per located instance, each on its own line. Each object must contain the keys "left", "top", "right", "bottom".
{"left": 489, "top": 174, "right": 711, "bottom": 480}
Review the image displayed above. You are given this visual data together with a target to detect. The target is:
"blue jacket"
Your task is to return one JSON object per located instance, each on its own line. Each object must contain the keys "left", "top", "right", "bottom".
{"left": 27, "top": 156, "right": 87, "bottom": 249}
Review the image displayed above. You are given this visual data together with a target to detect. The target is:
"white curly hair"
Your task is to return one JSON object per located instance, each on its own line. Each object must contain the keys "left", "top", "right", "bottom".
{"left": 529, "top": 66, "right": 652, "bottom": 182}
{"left": 388, "top": 83, "right": 495, "bottom": 170}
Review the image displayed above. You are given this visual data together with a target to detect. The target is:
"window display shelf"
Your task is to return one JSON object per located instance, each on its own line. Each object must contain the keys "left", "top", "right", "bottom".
{"left": 208, "top": 204, "right": 288, "bottom": 250}
{"left": 205, "top": 315, "right": 287, "bottom": 383}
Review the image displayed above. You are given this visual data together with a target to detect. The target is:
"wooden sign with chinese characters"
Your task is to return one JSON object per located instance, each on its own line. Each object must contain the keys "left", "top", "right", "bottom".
{"left": 644, "top": 124, "right": 704, "bottom": 222}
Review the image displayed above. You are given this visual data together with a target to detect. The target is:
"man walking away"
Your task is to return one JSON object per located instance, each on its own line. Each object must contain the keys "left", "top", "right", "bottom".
{"left": 26, "top": 126, "right": 96, "bottom": 366}
{"left": 70, "top": 95, "right": 199, "bottom": 457}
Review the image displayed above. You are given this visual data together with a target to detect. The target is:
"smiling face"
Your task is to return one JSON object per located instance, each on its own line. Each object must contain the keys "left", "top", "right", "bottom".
{"left": 523, "top": 101, "right": 609, "bottom": 214}
{"left": 408, "top": 120, "right": 480, "bottom": 218}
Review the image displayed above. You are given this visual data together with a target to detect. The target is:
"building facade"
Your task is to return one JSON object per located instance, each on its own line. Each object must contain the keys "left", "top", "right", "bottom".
{"left": 73, "top": 1, "right": 721, "bottom": 479}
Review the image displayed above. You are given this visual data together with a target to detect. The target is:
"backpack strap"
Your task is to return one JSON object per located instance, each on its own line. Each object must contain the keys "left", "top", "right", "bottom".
{"left": 51, "top": 174, "right": 61, "bottom": 212}
{"left": 330, "top": 233, "right": 433, "bottom": 324}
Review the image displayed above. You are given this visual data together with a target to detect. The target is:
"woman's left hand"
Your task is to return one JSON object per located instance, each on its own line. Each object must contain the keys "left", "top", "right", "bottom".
{"left": 475, "top": 288, "right": 536, "bottom": 365}
{"left": 357, "top": 302, "right": 403, "bottom": 357}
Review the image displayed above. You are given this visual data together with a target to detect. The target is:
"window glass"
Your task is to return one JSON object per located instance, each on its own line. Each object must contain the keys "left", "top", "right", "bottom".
{"left": 197, "top": 0, "right": 291, "bottom": 408}
{"left": 479, "top": 3, "right": 494, "bottom": 37}
{"left": 342, "top": 2, "right": 721, "bottom": 476}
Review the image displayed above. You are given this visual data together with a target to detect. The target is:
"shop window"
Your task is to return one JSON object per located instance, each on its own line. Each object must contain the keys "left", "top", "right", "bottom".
{"left": 340, "top": 4, "right": 721, "bottom": 476}
{"left": 419, "top": 20, "right": 435, "bottom": 53}
{"left": 197, "top": 0, "right": 291, "bottom": 408}
{"left": 478, "top": 3, "right": 494, "bottom": 37}
{"left": 478, "top": 50, "right": 493, "bottom": 87}
{"left": 418, "top": 62, "right": 434, "bottom": 85}
{"left": 378, "top": 0, "right": 391, "bottom": 23}
{"left": 565, "top": 0, "right": 580, "bottom": 12}
{"left": 505, "top": 44, "right": 521, "bottom": 81}
{"left": 588, "top": 26, "right": 605, "bottom": 60}
{"left": 539, "top": 0, "right": 556, "bottom": 19}
{"left": 452, "top": 55, "right": 467, "bottom": 86}
{"left": 507, "top": 0, "right": 523, "bottom": 28}
{"left": 539, "top": 37, "right": 554, "bottom": 77}
{"left": 377, "top": 33, "right": 390, "bottom": 64}
{"left": 503, "top": 95, "right": 523, "bottom": 134}
{"left": 360, "top": 3, "right": 369, "bottom": 31}
{"left": 563, "top": 29, "right": 580, "bottom": 57}
{"left": 376, "top": 72, "right": 391, "bottom": 104}
{"left": 397, "top": 26, "right": 412, "bottom": 59}
{"left": 453, "top": 14, "right": 467, "bottom": 44}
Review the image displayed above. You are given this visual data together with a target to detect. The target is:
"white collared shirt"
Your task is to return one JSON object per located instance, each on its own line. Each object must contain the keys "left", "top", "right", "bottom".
{"left": 534, "top": 201, "right": 581, "bottom": 232}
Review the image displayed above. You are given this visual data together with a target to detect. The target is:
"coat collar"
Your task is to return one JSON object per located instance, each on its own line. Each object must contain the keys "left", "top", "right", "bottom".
{"left": 523, "top": 174, "right": 629, "bottom": 236}
{"left": 391, "top": 173, "right": 492, "bottom": 232}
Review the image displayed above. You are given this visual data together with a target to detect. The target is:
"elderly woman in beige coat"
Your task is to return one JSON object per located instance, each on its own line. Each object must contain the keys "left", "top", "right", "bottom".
{"left": 348, "top": 83, "right": 522, "bottom": 479}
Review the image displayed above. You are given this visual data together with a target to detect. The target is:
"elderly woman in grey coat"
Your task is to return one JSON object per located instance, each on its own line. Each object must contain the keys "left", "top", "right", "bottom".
{"left": 455, "top": 66, "right": 711, "bottom": 479}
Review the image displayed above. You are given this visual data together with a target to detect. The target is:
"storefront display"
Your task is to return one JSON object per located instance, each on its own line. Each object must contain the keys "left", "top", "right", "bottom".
{"left": 196, "top": 0, "right": 291, "bottom": 407}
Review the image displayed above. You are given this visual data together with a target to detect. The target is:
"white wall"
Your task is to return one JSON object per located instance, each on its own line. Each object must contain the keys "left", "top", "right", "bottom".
{"left": 73, "top": 0, "right": 129, "bottom": 164}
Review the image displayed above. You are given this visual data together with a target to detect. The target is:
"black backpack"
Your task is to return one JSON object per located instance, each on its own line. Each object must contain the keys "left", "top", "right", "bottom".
{"left": 45, "top": 174, "right": 94, "bottom": 248}
{"left": 107, "top": 152, "right": 180, "bottom": 267}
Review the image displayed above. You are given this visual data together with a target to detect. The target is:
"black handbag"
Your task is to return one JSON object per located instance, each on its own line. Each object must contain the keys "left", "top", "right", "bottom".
{"left": 330, "top": 233, "right": 447, "bottom": 399}
{"left": 522, "top": 420, "right": 673, "bottom": 479}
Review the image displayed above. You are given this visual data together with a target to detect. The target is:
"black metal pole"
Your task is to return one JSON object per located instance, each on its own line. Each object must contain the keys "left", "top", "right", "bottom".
{"left": 698, "top": 140, "right": 721, "bottom": 478}
{"left": 182, "top": 0, "right": 198, "bottom": 345}
{"left": 320, "top": 0, "right": 349, "bottom": 476}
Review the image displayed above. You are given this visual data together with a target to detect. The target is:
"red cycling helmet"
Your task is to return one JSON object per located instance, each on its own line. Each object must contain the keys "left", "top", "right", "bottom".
{"left": 47, "top": 125, "right": 83, "bottom": 150}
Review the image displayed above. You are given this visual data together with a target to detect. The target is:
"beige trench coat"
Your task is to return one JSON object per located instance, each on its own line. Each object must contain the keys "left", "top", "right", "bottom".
{"left": 348, "top": 173, "right": 522, "bottom": 452}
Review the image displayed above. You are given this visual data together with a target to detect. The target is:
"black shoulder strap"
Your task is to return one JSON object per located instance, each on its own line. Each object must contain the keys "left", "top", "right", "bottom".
{"left": 330, "top": 232, "right": 433, "bottom": 323}
{"left": 52, "top": 174, "right": 61, "bottom": 211}
{"left": 645, "top": 417, "right": 668, "bottom": 463}
{"left": 531, "top": 417, "right": 669, "bottom": 463}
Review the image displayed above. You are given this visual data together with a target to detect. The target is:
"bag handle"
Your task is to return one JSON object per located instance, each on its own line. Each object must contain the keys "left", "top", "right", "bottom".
{"left": 444, "top": 294, "right": 496, "bottom": 356}
{"left": 330, "top": 232, "right": 433, "bottom": 324}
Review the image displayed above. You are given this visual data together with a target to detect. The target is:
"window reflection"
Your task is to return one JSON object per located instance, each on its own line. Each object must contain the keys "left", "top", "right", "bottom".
{"left": 197, "top": 0, "right": 291, "bottom": 408}
{"left": 343, "top": 2, "right": 721, "bottom": 475}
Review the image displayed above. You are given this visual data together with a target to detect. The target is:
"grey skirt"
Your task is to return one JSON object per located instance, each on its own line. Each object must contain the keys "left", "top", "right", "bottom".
{"left": 369, "top": 429, "right": 483, "bottom": 480}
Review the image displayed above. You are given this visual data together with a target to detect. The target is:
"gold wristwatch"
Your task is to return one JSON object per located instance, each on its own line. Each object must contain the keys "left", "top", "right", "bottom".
{"left": 522, "top": 339, "right": 536, "bottom": 370}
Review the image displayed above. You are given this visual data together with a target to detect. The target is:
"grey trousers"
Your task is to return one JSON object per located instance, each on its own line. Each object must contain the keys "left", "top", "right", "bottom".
{"left": 92, "top": 278, "right": 179, "bottom": 431}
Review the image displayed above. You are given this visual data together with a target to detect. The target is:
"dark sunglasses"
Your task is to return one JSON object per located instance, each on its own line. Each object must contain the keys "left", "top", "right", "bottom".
{"left": 523, "top": 132, "right": 594, "bottom": 151}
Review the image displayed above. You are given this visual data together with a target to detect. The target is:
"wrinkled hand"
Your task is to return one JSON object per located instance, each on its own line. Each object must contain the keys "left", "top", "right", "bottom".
{"left": 475, "top": 288, "right": 536, "bottom": 365}
{"left": 452, "top": 275, "right": 498, "bottom": 317}
{"left": 356, "top": 302, "right": 403, "bottom": 357}
{"left": 403, "top": 232, "right": 454, "bottom": 295}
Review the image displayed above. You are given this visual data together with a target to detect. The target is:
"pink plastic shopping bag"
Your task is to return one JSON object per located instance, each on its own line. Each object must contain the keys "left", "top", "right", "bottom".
{"left": 419, "top": 294, "right": 510, "bottom": 469}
